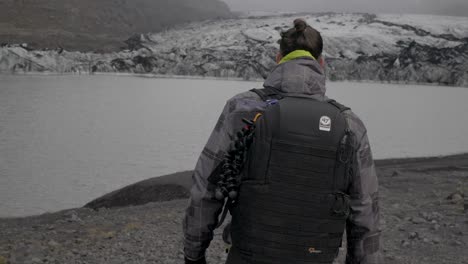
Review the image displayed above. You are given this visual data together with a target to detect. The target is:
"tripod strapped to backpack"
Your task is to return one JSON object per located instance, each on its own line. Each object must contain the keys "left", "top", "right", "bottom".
{"left": 214, "top": 114, "right": 262, "bottom": 228}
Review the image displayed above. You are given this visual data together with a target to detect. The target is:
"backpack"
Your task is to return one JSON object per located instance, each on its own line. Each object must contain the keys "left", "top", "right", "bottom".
{"left": 226, "top": 87, "right": 356, "bottom": 264}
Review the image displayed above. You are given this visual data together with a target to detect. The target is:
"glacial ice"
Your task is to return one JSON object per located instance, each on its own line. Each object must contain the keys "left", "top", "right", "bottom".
{"left": 1, "top": 13, "right": 467, "bottom": 86}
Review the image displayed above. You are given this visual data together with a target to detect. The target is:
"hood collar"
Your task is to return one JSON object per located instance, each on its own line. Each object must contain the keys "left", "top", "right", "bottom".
{"left": 263, "top": 56, "right": 326, "bottom": 100}
{"left": 279, "top": 50, "right": 316, "bottom": 64}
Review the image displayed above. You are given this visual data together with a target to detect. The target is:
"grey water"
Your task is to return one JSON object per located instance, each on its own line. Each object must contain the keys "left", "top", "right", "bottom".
{"left": 1, "top": 75, "right": 468, "bottom": 218}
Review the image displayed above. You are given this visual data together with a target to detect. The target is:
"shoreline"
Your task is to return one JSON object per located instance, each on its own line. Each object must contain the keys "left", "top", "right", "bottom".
{"left": 375, "top": 152, "right": 468, "bottom": 167}
{"left": 1, "top": 71, "right": 466, "bottom": 88}
{"left": 1, "top": 152, "right": 466, "bottom": 221}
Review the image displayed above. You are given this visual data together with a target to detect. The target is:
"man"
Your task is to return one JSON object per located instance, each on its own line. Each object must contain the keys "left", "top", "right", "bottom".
{"left": 183, "top": 18, "right": 381, "bottom": 264}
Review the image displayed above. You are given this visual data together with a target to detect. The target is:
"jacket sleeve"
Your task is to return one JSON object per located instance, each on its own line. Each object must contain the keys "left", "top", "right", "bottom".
{"left": 345, "top": 130, "right": 382, "bottom": 264}
{"left": 183, "top": 99, "right": 247, "bottom": 261}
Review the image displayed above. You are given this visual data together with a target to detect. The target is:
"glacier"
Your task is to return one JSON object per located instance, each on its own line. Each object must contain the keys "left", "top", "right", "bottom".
{"left": 1, "top": 13, "right": 467, "bottom": 87}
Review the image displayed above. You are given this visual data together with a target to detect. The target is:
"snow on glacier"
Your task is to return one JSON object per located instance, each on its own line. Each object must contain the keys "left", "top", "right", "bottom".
{"left": 378, "top": 14, "right": 468, "bottom": 39}
{"left": 133, "top": 13, "right": 468, "bottom": 58}
{"left": 1, "top": 13, "right": 467, "bottom": 79}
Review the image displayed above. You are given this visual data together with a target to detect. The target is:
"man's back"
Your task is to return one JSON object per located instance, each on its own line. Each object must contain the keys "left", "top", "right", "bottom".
{"left": 183, "top": 19, "right": 380, "bottom": 264}
{"left": 184, "top": 58, "right": 380, "bottom": 264}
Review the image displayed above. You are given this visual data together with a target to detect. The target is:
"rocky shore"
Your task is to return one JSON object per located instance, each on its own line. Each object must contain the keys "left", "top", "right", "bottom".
{"left": 0, "top": 154, "right": 467, "bottom": 264}
{"left": 1, "top": 13, "right": 468, "bottom": 87}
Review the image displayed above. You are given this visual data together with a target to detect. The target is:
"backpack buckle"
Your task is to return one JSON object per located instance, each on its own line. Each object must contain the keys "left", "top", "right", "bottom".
{"left": 266, "top": 99, "right": 279, "bottom": 105}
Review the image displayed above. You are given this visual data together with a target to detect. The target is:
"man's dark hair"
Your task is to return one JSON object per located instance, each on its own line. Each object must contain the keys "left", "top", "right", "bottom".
{"left": 278, "top": 19, "right": 323, "bottom": 59}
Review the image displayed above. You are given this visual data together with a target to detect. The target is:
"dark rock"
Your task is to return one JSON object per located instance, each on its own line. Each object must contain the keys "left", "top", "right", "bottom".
{"left": 110, "top": 58, "right": 133, "bottom": 72}
{"left": 431, "top": 224, "right": 441, "bottom": 231}
{"left": 429, "top": 211, "right": 444, "bottom": 221}
{"left": 84, "top": 171, "right": 192, "bottom": 210}
{"left": 410, "top": 217, "right": 426, "bottom": 224}
{"left": 419, "top": 212, "right": 429, "bottom": 220}
{"left": 66, "top": 213, "right": 82, "bottom": 223}
{"left": 408, "top": 232, "right": 419, "bottom": 240}
{"left": 401, "top": 240, "right": 411, "bottom": 248}
{"left": 48, "top": 240, "right": 60, "bottom": 247}
{"left": 447, "top": 192, "right": 464, "bottom": 204}
{"left": 125, "top": 34, "right": 146, "bottom": 51}
{"left": 31, "top": 257, "right": 41, "bottom": 264}
{"left": 104, "top": 232, "right": 115, "bottom": 239}
{"left": 132, "top": 56, "right": 158, "bottom": 73}
{"left": 451, "top": 240, "right": 463, "bottom": 246}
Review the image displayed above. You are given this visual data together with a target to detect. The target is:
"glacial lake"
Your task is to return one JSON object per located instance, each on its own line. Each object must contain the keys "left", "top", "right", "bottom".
{"left": 1, "top": 75, "right": 468, "bottom": 217}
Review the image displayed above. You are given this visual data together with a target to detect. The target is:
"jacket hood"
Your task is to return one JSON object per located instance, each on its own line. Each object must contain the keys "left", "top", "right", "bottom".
{"left": 263, "top": 57, "right": 326, "bottom": 99}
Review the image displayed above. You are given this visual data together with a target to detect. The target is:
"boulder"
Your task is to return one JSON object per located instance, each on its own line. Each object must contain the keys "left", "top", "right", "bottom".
{"left": 84, "top": 171, "right": 193, "bottom": 210}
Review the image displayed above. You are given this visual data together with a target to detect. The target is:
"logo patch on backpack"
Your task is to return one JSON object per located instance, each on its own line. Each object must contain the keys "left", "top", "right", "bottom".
{"left": 319, "top": 116, "right": 331, "bottom": 132}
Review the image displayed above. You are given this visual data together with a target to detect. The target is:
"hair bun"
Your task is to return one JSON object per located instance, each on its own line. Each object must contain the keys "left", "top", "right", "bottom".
{"left": 293, "top": 18, "right": 307, "bottom": 33}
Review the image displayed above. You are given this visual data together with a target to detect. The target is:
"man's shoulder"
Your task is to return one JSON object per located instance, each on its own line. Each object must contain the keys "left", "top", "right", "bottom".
{"left": 323, "top": 98, "right": 368, "bottom": 139}
{"left": 224, "top": 90, "right": 265, "bottom": 115}
{"left": 228, "top": 90, "right": 261, "bottom": 102}
{"left": 343, "top": 109, "right": 368, "bottom": 144}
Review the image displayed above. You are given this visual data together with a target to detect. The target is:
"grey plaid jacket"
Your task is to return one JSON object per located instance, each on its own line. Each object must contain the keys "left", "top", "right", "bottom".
{"left": 183, "top": 57, "right": 381, "bottom": 264}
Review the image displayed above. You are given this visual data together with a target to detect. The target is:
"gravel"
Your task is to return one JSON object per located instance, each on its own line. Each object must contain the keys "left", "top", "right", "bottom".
{"left": 1, "top": 154, "right": 467, "bottom": 264}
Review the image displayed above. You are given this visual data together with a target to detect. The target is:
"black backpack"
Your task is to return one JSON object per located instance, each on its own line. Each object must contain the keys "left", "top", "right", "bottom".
{"left": 227, "top": 87, "right": 356, "bottom": 264}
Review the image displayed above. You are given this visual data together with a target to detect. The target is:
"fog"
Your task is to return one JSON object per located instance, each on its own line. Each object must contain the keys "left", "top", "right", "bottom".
{"left": 222, "top": 0, "right": 468, "bottom": 17}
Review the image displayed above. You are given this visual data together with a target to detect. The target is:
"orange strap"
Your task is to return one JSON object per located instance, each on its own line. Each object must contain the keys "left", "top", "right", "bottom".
{"left": 253, "top": 113, "right": 263, "bottom": 122}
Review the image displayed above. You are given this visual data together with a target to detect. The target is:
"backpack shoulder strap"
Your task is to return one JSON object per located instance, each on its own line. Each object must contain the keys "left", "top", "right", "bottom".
{"left": 250, "top": 87, "right": 283, "bottom": 101}
{"left": 327, "top": 99, "right": 351, "bottom": 113}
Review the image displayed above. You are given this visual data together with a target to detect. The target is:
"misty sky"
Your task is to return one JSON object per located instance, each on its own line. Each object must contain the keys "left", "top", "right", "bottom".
{"left": 222, "top": 0, "right": 468, "bottom": 17}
